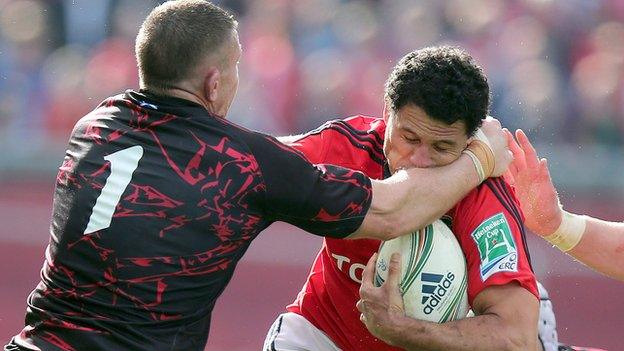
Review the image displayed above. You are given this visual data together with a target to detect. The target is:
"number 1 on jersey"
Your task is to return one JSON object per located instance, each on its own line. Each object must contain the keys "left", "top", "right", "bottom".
{"left": 84, "top": 146, "right": 144, "bottom": 235}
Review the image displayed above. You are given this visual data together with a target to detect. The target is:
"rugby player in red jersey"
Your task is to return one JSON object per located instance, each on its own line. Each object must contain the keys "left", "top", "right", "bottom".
{"left": 264, "top": 46, "right": 539, "bottom": 351}
{"left": 4, "top": 3, "right": 513, "bottom": 351}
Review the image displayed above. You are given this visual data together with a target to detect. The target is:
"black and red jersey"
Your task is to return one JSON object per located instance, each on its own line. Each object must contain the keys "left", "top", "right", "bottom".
{"left": 5, "top": 91, "right": 372, "bottom": 350}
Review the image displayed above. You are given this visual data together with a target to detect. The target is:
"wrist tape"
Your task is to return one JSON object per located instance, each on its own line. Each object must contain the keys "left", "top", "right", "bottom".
{"left": 463, "top": 130, "right": 495, "bottom": 182}
{"left": 543, "top": 210, "right": 587, "bottom": 252}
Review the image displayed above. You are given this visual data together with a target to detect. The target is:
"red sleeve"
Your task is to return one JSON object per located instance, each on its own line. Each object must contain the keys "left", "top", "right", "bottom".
{"left": 451, "top": 177, "right": 538, "bottom": 305}
{"left": 285, "top": 128, "right": 329, "bottom": 164}
{"left": 285, "top": 116, "right": 386, "bottom": 175}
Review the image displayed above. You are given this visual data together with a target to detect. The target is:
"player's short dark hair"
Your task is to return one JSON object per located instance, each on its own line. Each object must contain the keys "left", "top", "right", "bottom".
{"left": 384, "top": 46, "right": 489, "bottom": 136}
{"left": 136, "top": 0, "right": 237, "bottom": 91}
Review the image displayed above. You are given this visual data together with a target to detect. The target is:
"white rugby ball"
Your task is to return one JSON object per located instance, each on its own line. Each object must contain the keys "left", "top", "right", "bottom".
{"left": 374, "top": 219, "right": 469, "bottom": 323}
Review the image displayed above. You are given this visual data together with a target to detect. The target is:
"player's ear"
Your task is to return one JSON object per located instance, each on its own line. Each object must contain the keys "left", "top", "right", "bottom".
{"left": 204, "top": 67, "right": 220, "bottom": 103}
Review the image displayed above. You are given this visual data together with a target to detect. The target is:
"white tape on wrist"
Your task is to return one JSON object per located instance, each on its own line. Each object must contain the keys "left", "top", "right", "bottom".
{"left": 543, "top": 211, "right": 587, "bottom": 252}
{"left": 462, "top": 149, "right": 485, "bottom": 182}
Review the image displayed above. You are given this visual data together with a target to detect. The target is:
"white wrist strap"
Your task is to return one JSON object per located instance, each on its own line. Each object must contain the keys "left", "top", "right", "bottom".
{"left": 462, "top": 149, "right": 485, "bottom": 182}
{"left": 464, "top": 127, "right": 494, "bottom": 183}
{"left": 543, "top": 210, "right": 587, "bottom": 252}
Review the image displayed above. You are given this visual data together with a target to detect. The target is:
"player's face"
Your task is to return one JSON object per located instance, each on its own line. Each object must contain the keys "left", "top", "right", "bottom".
{"left": 215, "top": 30, "right": 242, "bottom": 118}
{"left": 383, "top": 104, "right": 469, "bottom": 173}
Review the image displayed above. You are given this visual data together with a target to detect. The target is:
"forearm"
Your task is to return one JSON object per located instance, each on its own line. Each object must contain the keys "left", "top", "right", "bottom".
{"left": 566, "top": 216, "right": 624, "bottom": 281}
{"left": 386, "top": 313, "right": 536, "bottom": 351}
{"left": 370, "top": 285, "right": 539, "bottom": 351}
{"left": 392, "top": 155, "right": 482, "bottom": 227}
{"left": 352, "top": 154, "right": 480, "bottom": 239}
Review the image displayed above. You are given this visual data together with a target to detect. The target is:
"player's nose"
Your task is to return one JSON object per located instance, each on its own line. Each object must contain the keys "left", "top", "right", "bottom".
{"left": 409, "top": 147, "right": 435, "bottom": 168}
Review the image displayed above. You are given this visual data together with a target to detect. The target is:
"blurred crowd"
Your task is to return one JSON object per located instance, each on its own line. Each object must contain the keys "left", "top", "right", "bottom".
{"left": 1, "top": 0, "right": 624, "bottom": 152}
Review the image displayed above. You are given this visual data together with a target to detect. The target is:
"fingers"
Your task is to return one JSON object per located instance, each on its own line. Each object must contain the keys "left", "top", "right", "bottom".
{"left": 358, "top": 300, "right": 368, "bottom": 326}
{"left": 357, "top": 295, "right": 371, "bottom": 327}
{"left": 506, "top": 150, "right": 514, "bottom": 171}
{"left": 502, "top": 169, "right": 516, "bottom": 185}
{"left": 386, "top": 253, "right": 405, "bottom": 313}
{"left": 516, "top": 129, "right": 539, "bottom": 170}
{"left": 360, "top": 252, "right": 378, "bottom": 291}
{"left": 507, "top": 129, "right": 526, "bottom": 171}
{"left": 503, "top": 128, "right": 515, "bottom": 150}
{"left": 386, "top": 252, "right": 402, "bottom": 290}
{"left": 357, "top": 299, "right": 365, "bottom": 316}
{"left": 477, "top": 118, "right": 513, "bottom": 177}
{"left": 479, "top": 116, "right": 503, "bottom": 142}
{"left": 503, "top": 132, "right": 519, "bottom": 181}
{"left": 539, "top": 158, "right": 553, "bottom": 183}
{"left": 484, "top": 115, "right": 500, "bottom": 125}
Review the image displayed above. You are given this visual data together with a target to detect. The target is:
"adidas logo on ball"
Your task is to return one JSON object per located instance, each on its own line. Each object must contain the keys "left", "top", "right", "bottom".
{"left": 420, "top": 272, "right": 455, "bottom": 315}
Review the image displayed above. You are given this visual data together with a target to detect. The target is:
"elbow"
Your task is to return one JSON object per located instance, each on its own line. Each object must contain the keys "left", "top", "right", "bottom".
{"left": 486, "top": 313, "right": 537, "bottom": 351}
{"left": 501, "top": 340, "right": 524, "bottom": 351}
{"left": 504, "top": 339, "right": 535, "bottom": 351}
{"left": 501, "top": 328, "right": 537, "bottom": 351}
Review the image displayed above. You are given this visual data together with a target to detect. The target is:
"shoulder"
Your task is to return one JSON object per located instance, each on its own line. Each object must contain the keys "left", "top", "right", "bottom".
{"left": 291, "top": 115, "right": 384, "bottom": 143}
{"left": 89, "top": 92, "right": 140, "bottom": 115}
{"left": 331, "top": 115, "right": 386, "bottom": 144}
{"left": 308, "top": 115, "right": 386, "bottom": 166}
{"left": 341, "top": 115, "right": 386, "bottom": 136}
{"left": 202, "top": 114, "right": 285, "bottom": 154}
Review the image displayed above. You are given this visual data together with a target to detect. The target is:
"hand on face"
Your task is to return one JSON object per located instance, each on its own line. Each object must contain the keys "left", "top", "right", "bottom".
{"left": 357, "top": 252, "right": 405, "bottom": 345}
{"left": 475, "top": 116, "right": 514, "bottom": 177}
{"left": 505, "top": 129, "right": 563, "bottom": 236}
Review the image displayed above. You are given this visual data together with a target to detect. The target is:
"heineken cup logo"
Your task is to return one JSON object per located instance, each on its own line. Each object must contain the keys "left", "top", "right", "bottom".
{"left": 471, "top": 213, "right": 518, "bottom": 281}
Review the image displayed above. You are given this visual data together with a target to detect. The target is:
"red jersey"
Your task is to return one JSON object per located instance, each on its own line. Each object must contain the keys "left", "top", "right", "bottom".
{"left": 285, "top": 115, "right": 538, "bottom": 351}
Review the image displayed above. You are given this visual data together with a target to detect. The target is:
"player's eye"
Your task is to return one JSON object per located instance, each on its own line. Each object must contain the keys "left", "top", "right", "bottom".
{"left": 403, "top": 135, "right": 419, "bottom": 143}
{"left": 433, "top": 145, "right": 448, "bottom": 152}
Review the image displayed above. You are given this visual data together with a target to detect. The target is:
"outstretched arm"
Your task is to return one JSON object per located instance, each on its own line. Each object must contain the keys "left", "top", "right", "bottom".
{"left": 352, "top": 154, "right": 484, "bottom": 239}
{"left": 350, "top": 118, "right": 512, "bottom": 240}
{"left": 506, "top": 129, "right": 624, "bottom": 281}
{"left": 568, "top": 219, "right": 624, "bottom": 281}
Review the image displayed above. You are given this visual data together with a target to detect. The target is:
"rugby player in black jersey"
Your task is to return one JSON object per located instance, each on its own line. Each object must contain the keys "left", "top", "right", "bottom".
{"left": 4, "top": 1, "right": 512, "bottom": 350}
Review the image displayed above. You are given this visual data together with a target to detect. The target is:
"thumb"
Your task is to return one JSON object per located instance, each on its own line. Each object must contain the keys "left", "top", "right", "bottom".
{"left": 386, "top": 253, "right": 405, "bottom": 312}
{"left": 386, "top": 252, "right": 402, "bottom": 288}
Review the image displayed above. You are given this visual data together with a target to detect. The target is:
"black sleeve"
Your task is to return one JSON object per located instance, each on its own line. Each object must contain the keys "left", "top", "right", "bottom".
{"left": 244, "top": 131, "right": 372, "bottom": 238}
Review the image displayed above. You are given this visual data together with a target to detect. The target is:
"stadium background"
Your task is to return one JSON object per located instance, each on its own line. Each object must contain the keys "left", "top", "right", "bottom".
{"left": 0, "top": 0, "right": 623, "bottom": 349}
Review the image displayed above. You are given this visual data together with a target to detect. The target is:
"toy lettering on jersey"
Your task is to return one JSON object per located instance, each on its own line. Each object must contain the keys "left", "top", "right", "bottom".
{"left": 331, "top": 253, "right": 366, "bottom": 284}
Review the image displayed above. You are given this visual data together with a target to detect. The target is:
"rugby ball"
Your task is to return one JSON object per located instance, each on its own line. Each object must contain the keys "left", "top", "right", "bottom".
{"left": 374, "top": 219, "right": 469, "bottom": 323}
